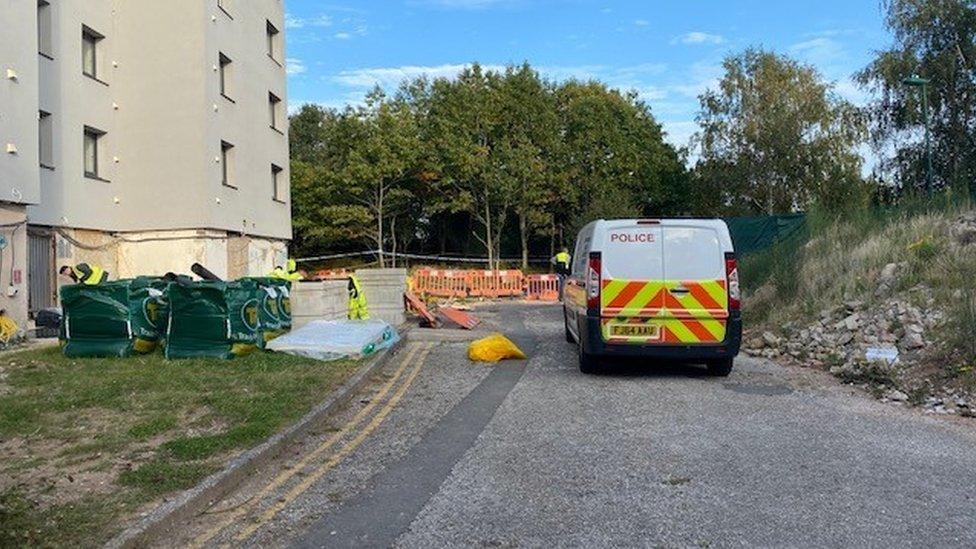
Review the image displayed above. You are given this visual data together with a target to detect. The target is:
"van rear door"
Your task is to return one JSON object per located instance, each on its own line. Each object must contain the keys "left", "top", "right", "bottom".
{"left": 599, "top": 221, "right": 666, "bottom": 344}
{"left": 660, "top": 224, "right": 729, "bottom": 345}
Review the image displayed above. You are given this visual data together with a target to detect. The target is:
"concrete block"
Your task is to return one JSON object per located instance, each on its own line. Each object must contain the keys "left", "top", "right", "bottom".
{"left": 356, "top": 268, "right": 407, "bottom": 326}
{"left": 291, "top": 280, "right": 347, "bottom": 328}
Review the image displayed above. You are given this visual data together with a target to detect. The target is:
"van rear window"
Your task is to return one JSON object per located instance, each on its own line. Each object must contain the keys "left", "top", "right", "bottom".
{"left": 601, "top": 226, "right": 664, "bottom": 280}
{"left": 663, "top": 227, "right": 724, "bottom": 281}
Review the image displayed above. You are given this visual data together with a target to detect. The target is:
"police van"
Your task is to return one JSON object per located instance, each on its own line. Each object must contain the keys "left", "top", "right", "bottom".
{"left": 563, "top": 218, "right": 741, "bottom": 376}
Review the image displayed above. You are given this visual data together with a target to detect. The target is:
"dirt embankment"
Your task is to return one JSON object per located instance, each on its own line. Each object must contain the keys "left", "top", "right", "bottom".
{"left": 744, "top": 209, "right": 976, "bottom": 416}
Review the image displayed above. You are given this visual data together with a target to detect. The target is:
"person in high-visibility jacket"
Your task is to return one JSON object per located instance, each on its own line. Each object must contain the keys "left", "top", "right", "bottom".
{"left": 59, "top": 263, "right": 108, "bottom": 285}
{"left": 347, "top": 275, "right": 370, "bottom": 320}
{"left": 270, "top": 259, "right": 303, "bottom": 281}
{"left": 551, "top": 247, "right": 572, "bottom": 298}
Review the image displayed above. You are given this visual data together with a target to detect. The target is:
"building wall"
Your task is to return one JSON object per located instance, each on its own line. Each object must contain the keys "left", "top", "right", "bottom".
{"left": 53, "top": 228, "right": 287, "bottom": 296}
{"left": 0, "top": 205, "right": 29, "bottom": 330}
{"left": 27, "top": 0, "right": 291, "bottom": 240}
{"left": 206, "top": 0, "right": 292, "bottom": 240}
{"left": 0, "top": 0, "right": 41, "bottom": 206}
{"left": 3, "top": 1, "right": 293, "bottom": 325}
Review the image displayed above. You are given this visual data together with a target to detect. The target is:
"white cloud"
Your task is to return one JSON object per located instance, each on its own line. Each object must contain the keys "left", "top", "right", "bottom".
{"left": 285, "top": 13, "right": 333, "bottom": 29}
{"left": 334, "top": 32, "right": 352, "bottom": 40}
{"left": 333, "top": 64, "right": 492, "bottom": 88}
{"left": 329, "top": 62, "right": 680, "bottom": 112}
{"left": 789, "top": 37, "right": 844, "bottom": 64}
{"left": 668, "top": 61, "right": 723, "bottom": 99}
{"left": 673, "top": 32, "right": 726, "bottom": 45}
{"left": 331, "top": 63, "right": 615, "bottom": 89}
{"left": 634, "top": 19, "right": 650, "bottom": 27}
{"left": 286, "top": 58, "right": 307, "bottom": 76}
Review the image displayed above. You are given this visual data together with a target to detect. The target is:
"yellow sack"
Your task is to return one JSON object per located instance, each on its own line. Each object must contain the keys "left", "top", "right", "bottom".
{"left": 468, "top": 333, "right": 526, "bottom": 363}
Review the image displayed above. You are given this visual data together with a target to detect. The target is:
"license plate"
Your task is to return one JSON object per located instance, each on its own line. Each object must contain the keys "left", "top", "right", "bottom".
{"left": 610, "top": 324, "right": 660, "bottom": 338}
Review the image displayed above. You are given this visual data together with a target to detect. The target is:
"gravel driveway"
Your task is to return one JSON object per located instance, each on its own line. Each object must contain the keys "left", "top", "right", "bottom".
{"left": 176, "top": 303, "right": 976, "bottom": 548}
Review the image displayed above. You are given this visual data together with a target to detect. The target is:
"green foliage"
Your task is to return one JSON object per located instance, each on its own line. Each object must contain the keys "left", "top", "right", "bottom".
{"left": 289, "top": 91, "right": 423, "bottom": 263}
{"left": 289, "top": 62, "right": 689, "bottom": 264}
{"left": 1, "top": 488, "right": 139, "bottom": 548}
{"left": 946, "top": 289, "right": 976, "bottom": 367}
{"left": 856, "top": 0, "right": 976, "bottom": 198}
{"left": 118, "top": 460, "right": 216, "bottom": 496}
{"left": 693, "top": 48, "right": 867, "bottom": 216}
{"left": 127, "top": 415, "right": 177, "bottom": 440}
{"left": 738, "top": 226, "right": 808, "bottom": 323}
{"left": 908, "top": 237, "right": 940, "bottom": 261}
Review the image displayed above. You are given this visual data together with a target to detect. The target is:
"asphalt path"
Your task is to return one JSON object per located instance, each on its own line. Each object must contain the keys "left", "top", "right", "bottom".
{"left": 175, "top": 303, "right": 976, "bottom": 548}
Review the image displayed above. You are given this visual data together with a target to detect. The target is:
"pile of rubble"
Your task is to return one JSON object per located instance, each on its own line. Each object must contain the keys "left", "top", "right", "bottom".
{"left": 743, "top": 265, "right": 973, "bottom": 415}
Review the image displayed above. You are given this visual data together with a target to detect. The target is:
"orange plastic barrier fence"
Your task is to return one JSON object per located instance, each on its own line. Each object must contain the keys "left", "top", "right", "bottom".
{"left": 410, "top": 269, "right": 529, "bottom": 299}
{"left": 412, "top": 269, "right": 469, "bottom": 298}
{"left": 468, "top": 270, "right": 524, "bottom": 298}
{"left": 525, "top": 274, "right": 560, "bottom": 301}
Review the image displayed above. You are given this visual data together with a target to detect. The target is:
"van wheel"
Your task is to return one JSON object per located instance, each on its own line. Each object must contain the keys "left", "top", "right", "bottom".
{"left": 563, "top": 309, "right": 575, "bottom": 343}
{"left": 707, "top": 358, "right": 734, "bottom": 377}
{"left": 578, "top": 341, "right": 600, "bottom": 374}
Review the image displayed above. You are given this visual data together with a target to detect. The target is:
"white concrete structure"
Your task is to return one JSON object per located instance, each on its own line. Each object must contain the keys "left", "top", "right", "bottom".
{"left": 0, "top": 0, "right": 291, "bottom": 330}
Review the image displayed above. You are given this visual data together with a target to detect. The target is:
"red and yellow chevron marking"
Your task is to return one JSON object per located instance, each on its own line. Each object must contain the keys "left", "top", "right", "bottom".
{"left": 600, "top": 279, "right": 729, "bottom": 345}
{"left": 601, "top": 280, "right": 667, "bottom": 316}
{"left": 662, "top": 280, "right": 729, "bottom": 320}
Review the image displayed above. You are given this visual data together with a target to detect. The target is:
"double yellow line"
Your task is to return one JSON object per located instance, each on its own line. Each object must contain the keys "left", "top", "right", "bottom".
{"left": 191, "top": 342, "right": 433, "bottom": 547}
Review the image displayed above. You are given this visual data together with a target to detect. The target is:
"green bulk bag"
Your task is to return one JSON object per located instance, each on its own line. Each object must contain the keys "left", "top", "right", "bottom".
{"left": 164, "top": 280, "right": 261, "bottom": 359}
{"left": 269, "top": 278, "right": 293, "bottom": 333}
{"left": 244, "top": 278, "right": 290, "bottom": 346}
{"left": 129, "top": 277, "right": 171, "bottom": 352}
{"left": 60, "top": 278, "right": 169, "bottom": 358}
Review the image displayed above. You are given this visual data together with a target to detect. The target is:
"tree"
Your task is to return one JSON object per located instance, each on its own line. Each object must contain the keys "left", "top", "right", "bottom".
{"left": 290, "top": 104, "right": 331, "bottom": 164}
{"left": 288, "top": 92, "right": 421, "bottom": 264}
{"left": 555, "top": 81, "right": 688, "bottom": 237}
{"left": 426, "top": 65, "right": 512, "bottom": 270}
{"left": 494, "top": 64, "right": 561, "bottom": 271}
{"left": 693, "top": 49, "right": 866, "bottom": 216}
{"left": 856, "top": 0, "right": 976, "bottom": 197}
{"left": 288, "top": 62, "right": 691, "bottom": 266}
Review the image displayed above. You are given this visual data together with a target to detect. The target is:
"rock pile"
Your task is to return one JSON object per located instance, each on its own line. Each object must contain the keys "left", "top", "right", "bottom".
{"left": 745, "top": 281, "right": 942, "bottom": 370}
{"left": 743, "top": 277, "right": 965, "bottom": 414}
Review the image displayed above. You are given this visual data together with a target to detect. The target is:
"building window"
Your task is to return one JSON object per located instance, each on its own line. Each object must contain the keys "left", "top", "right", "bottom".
{"left": 219, "top": 53, "right": 233, "bottom": 99}
{"left": 84, "top": 126, "right": 104, "bottom": 178}
{"left": 38, "top": 1, "right": 53, "bottom": 58}
{"left": 269, "top": 92, "right": 282, "bottom": 130}
{"left": 221, "top": 141, "right": 235, "bottom": 187}
{"left": 266, "top": 20, "right": 280, "bottom": 62}
{"left": 272, "top": 164, "right": 284, "bottom": 201}
{"left": 39, "top": 111, "right": 53, "bottom": 168}
{"left": 82, "top": 26, "right": 103, "bottom": 79}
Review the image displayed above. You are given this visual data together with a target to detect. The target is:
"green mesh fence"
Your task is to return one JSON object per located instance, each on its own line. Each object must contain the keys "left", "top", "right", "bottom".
{"left": 725, "top": 214, "right": 807, "bottom": 256}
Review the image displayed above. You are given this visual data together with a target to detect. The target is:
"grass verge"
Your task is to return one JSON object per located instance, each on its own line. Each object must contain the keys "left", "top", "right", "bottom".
{"left": 0, "top": 347, "right": 359, "bottom": 546}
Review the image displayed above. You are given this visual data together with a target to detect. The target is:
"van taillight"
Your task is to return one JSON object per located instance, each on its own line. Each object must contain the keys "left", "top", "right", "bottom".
{"left": 586, "top": 252, "right": 602, "bottom": 312}
{"left": 725, "top": 252, "right": 741, "bottom": 311}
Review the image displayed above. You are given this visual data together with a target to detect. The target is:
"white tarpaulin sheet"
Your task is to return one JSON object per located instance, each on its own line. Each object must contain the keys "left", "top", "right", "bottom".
{"left": 267, "top": 319, "right": 399, "bottom": 361}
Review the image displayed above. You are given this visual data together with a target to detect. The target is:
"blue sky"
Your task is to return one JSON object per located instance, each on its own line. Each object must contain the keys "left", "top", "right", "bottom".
{"left": 284, "top": 0, "right": 892, "bottom": 151}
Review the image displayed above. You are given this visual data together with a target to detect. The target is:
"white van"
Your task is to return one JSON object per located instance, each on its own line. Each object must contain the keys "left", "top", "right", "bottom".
{"left": 562, "top": 218, "right": 741, "bottom": 375}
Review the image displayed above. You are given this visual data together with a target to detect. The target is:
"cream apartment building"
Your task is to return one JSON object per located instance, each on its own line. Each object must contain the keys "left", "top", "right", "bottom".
{"left": 0, "top": 0, "right": 291, "bottom": 330}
